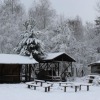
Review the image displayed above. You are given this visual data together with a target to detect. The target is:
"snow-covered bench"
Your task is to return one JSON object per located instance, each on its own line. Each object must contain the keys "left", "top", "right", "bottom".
{"left": 73, "top": 83, "right": 92, "bottom": 92}
{"left": 58, "top": 82, "right": 73, "bottom": 86}
{"left": 26, "top": 82, "right": 39, "bottom": 90}
{"left": 34, "top": 80, "right": 45, "bottom": 86}
{"left": 61, "top": 84, "right": 80, "bottom": 92}
{"left": 79, "top": 83, "right": 92, "bottom": 91}
{"left": 43, "top": 84, "right": 51, "bottom": 92}
{"left": 61, "top": 84, "right": 72, "bottom": 92}
{"left": 60, "top": 82, "right": 91, "bottom": 92}
{"left": 26, "top": 82, "right": 51, "bottom": 92}
{"left": 47, "top": 82, "right": 54, "bottom": 87}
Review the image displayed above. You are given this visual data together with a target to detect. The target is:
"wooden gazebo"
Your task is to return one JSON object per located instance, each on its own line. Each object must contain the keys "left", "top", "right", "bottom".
{"left": 0, "top": 54, "right": 38, "bottom": 83}
{"left": 33, "top": 52, "right": 75, "bottom": 81}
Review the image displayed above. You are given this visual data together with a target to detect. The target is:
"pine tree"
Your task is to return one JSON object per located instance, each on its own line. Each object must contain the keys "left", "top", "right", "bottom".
{"left": 14, "top": 20, "right": 45, "bottom": 61}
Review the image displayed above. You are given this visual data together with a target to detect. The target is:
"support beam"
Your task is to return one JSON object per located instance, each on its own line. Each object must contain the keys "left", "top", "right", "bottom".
{"left": 58, "top": 62, "right": 59, "bottom": 76}
{"left": 71, "top": 62, "right": 73, "bottom": 77}
{"left": 25, "top": 65, "right": 28, "bottom": 82}
{"left": 29, "top": 65, "right": 31, "bottom": 81}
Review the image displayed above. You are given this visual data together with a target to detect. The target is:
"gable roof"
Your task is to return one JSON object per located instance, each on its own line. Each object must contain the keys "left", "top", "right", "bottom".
{"left": 0, "top": 54, "right": 38, "bottom": 64}
{"left": 43, "top": 52, "right": 75, "bottom": 62}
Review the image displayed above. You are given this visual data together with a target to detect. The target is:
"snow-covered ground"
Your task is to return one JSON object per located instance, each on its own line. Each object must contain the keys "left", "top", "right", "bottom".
{"left": 0, "top": 81, "right": 100, "bottom": 100}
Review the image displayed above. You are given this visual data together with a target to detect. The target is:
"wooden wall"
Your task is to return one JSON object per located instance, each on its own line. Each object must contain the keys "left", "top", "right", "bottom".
{"left": 91, "top": 65, "right": 100, "bottom": 74}
{"left": 0, "top": 64, "right": 21, "bottom": 83}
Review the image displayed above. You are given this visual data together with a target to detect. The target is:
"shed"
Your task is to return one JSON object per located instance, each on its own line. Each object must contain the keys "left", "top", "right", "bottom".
{"left": 89, "top": 61, "right": 100, "bottom": 74}
{"left": 0, "top": 54, "right": 38, "bottom": 83}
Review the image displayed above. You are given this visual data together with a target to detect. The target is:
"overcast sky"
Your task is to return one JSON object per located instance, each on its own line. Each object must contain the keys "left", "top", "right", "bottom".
{"left": 21, "top": 0, "right": 98, "bottom": 23}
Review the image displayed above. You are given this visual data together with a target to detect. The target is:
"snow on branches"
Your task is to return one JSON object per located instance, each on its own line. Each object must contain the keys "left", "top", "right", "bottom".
{"left": 14, "top": 29, "right": 45, "bottom": 61}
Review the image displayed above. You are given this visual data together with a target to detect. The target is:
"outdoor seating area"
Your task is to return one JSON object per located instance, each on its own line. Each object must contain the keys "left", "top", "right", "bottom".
{"left": 26, "top": 80, "right": 92, "bottom": 92}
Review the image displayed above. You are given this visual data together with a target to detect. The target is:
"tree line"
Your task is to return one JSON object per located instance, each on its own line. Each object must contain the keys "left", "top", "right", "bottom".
{"left": 0, "top": 0, "right": 100, "bottom": 75}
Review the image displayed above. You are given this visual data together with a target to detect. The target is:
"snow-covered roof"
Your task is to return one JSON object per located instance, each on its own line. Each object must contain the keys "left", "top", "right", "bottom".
{"left": 0, "top": 54, "right": 38, "bottom": 64}
{"left": 44, "top": 52, "right": 75, "bottom": 62}
{"left": 89, "top": 60, "right": 100, "bottom": 66}
{"left": 45, "top": 52, "right": 64, "bottom": 60}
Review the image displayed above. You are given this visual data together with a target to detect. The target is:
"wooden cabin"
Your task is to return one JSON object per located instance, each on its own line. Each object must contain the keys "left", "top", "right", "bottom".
{"left": 0, "top": 54, "right": 38, "bottom": 83}
{"left": 89, "top": 61, "right": 100, "bottom": 74}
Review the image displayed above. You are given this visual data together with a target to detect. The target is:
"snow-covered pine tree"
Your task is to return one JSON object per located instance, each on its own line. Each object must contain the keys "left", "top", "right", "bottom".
{"left": 14, "top": 20, "right": 45, "bottom": 61}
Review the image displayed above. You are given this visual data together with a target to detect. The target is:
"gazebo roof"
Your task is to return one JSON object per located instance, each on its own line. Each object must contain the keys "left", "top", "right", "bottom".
{"left": 0, "top": 54, "right": 38, "bottom": 64}
{"left": 43, "top": 52, "right": 75, "bottom": 62}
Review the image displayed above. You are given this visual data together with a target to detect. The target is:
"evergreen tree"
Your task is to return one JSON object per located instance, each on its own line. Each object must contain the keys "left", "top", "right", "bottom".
{"left": 14, "top": 20, "right": 45, "bottom": 61}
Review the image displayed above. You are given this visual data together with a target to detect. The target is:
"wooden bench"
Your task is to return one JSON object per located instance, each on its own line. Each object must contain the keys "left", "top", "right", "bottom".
{"left": 26, "top": 82, "right": 51, "bottom": 92}
{"left": 26, "top": 83, "right": 40, "bottom": 90}
{"left": 61, "top": 84, "right": 72, "bottom": 92}
{"left": 58, "top": 82, "right": 73, "bottom": 86}
{"left": 34, "top": 80, "right": 45, "bottom": 86}
{"left": 73, "top": 83, "right": 91, "bottom": 92}
{"left": 79, "top": 83, "right": 91, "bottom": 91}
{"left": 47, "top": 82, "right": 54, "bottom": 87}
{"left": 43, "top": 84, "right": 51, "bottom": 92}
{"left": 26, "top": 82, "right": 35, "bottom": 88}
{"left": 74, "top": 84, "right": 81, "bottom": 92}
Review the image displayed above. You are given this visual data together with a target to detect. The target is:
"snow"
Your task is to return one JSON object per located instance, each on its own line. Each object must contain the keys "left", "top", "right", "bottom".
{"left": 0, "top": 54, "right": 38, "bottom": 64}
{"left": 89, "top": 60, "right": 100, "bottom": 66}
{"left": 0, "top": 82, "right": 100, "bottom": 100}
{"left": 44, "top": 52, "right": 74, "bottom": 60}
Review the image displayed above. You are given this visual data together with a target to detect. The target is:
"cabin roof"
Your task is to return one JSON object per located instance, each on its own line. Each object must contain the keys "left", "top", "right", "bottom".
{"left": 0, "top": 54, "right": 38, "bottom": 64}
{"left": 43, "top": 52, "right": 75, "bottom": 62}
{"left": 89, "top": 60, "right": 100, "bottom": 66}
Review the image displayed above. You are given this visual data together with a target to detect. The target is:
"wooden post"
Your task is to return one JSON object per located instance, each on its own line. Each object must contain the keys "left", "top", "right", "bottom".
{"left": 87, "top": 85, "right": 89, "bottom": 91}
{"left": 52, "top": 66, "right": 53, "bottom": 81}
{"left": 45, "top": 87, "right": 47, "bottom": 92}
{"left": 25, "top": 65, "right": 28, "bottom": 81}
{"left": 64, "top": 86, "right": 66, "bottom": 92}
{"left": 39, "top": 63, "right": 40, "bottom": 71}
{"left": 71, "top": 62, "right": 73, "bottom": 77}
{"left": 75, "top": 86, "right": 77, "bottom": 92}
{"left": 29, "top": 65, "right": 31, "bottom": 81}
{"left": 58, "top": 62, "right": 59, "bottom": 76}
{"left": 76, "top": 68, "right": 77, "bottom": 77}
{"left": 19, "top": 65, "right": 21, "bottom": 82}
{"left": 79, "top": 85, "right": 81, "bottom": 91}
{"left": 25, "top": 65, "right": 27, "bottom": 82}
{"left": 47, "top": 63, "right": 48, "bottom": 70}
{"left": 48, "top": 86, "right": 50, "bottom": 91}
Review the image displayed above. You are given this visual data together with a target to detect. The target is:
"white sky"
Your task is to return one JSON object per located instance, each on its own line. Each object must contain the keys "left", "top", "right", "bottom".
{"left": 20, "top": 0, "right": 98, "bottom": 23}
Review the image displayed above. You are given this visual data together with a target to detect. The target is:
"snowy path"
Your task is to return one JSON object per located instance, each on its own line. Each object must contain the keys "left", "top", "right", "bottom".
{"left": 0, "top": 83, "right": 100, "bottom": 100}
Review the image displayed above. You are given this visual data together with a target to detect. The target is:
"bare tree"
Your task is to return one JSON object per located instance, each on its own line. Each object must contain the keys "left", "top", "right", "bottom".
{"left": 0, "top": 0, "right": 25, "bottom": 53}
{"left": 29, "top": 0, "right": 56, "bottom": 30}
